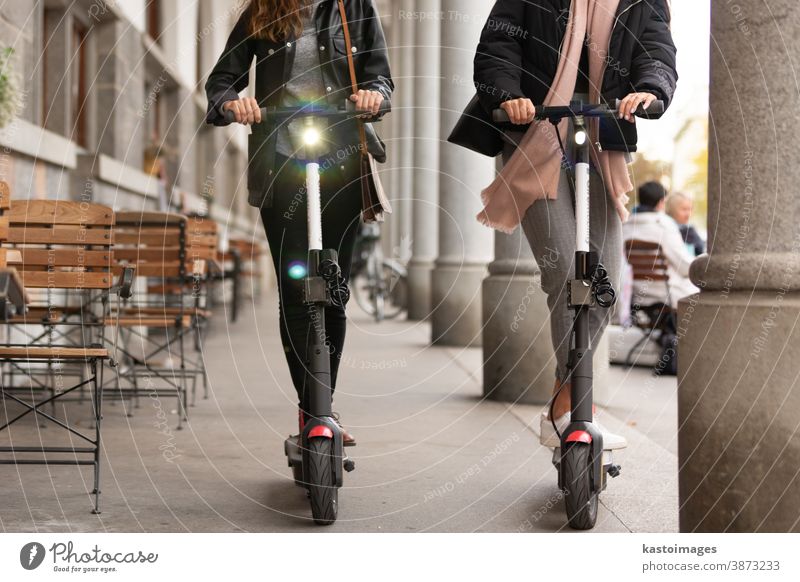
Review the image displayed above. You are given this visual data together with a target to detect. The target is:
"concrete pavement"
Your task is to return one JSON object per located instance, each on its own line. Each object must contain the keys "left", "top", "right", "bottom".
{"left": 0, "top": 294, "right": 679, "bottom": 532}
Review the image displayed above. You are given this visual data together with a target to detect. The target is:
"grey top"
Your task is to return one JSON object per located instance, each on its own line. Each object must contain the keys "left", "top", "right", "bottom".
{"left": 276, "top": 4, "right": 330, "bottom": 157}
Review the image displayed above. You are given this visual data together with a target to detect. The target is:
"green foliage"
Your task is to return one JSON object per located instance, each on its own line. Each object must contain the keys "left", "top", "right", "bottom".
{"left": 0, "top": 47, "right": 21, "bottom": 128}
{"left": 628, "top": 154, "right": 673, "bottom": 210}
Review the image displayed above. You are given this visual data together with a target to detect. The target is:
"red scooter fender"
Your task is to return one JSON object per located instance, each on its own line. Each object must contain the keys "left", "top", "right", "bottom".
{"left": 558, "top": 421, "right": 605, "bottom": 493}
{"left": 302, "top": 418, "right": 344, "bottom": 488}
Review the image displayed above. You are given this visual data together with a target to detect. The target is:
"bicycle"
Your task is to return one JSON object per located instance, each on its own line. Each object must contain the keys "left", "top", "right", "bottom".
{"left": 350, "top": 221, "right": 408, "bottom": 322}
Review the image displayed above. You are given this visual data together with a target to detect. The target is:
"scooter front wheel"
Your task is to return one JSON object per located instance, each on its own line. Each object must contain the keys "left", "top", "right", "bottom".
{"left": 562, "top": 444, "right": 598, "bottom": 530}
{"left": 307, "top": 437, "right": 338, "bottom": 525}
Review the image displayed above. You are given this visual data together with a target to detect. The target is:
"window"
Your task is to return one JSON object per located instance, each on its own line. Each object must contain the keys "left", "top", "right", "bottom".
{"left": 71, "top": 21, "right": 88, "bottom": 147}
{"left": 146, "top": 0, "right": 161, "bottom": 44}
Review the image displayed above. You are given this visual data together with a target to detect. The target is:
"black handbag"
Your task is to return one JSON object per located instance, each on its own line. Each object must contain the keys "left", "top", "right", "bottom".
{"left": 447, "top": 94, "right": 505, "bottom": 158}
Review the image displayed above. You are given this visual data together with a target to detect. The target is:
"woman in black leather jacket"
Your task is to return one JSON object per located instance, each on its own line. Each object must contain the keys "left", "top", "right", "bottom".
{"left": 206, "top": 0, "right": 393, "bottom": 445}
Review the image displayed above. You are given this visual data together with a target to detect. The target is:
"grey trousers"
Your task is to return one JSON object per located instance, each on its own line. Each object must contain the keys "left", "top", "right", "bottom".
{"left": 506, "top": 138, "right": 623, "bottom": 383}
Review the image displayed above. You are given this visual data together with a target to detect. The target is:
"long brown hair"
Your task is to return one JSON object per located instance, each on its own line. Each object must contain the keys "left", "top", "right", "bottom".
{"left": 247, "top": 0, "right": 311, "bottom": 42}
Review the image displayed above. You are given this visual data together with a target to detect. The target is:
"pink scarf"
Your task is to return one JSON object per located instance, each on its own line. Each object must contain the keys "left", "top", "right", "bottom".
{"left": 477, "top": 0, "right": 633, "bottom": 234}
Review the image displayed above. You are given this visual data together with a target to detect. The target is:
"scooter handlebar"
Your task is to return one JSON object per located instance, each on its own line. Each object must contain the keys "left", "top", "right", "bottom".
{"left": 221, "top": 99, "right": 389, "bottom": 125}
{"left": 613, "top": 98, "right": 665, "bottom": 117}
{"left": 491, "top": 99, "right": 665, "bottom": 124}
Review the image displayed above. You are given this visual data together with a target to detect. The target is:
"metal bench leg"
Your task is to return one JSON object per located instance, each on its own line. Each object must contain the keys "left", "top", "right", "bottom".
{"left": 91, "top": 359, "right": 103, "bottom": 515}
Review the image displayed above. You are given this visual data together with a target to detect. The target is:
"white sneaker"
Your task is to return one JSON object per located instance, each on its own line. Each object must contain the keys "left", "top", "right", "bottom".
{"left": 539, "top": 411, "right": 628, "bottom": 450}
{"left": 539, "top": 411, "right": 570, "bottom": 448}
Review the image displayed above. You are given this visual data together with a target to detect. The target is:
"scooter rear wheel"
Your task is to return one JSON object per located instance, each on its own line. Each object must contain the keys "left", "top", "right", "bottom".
{"left": 562, "top": 444, "right": 598, "bottom": 530}
{"left": 307, "top": 437, "right": 338, "bottom": 525}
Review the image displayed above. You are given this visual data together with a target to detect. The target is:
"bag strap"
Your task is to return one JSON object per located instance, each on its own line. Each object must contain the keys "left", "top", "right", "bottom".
{"left": 337, "top": 0, "right": 369, "bottom": 155}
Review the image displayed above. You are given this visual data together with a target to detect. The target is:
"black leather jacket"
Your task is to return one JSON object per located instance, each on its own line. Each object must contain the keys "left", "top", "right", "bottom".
{"left": 469, "top": 0, "right": 677, "bottom": 155}
{"left": 205, "top": 0, "right": 393, "bottom": 208}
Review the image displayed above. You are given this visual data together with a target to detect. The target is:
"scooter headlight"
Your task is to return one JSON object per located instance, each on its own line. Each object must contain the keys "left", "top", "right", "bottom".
{"left": 302, "top": 126, "right": 321, "bottom": 146}
{"left": 574, "top": 129, "right": 587, "bottom": 146}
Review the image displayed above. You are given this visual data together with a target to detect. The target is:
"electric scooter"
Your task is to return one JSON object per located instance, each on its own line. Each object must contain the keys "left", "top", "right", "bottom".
{"left": 494, "top": 98, "right": 664, "bottom": 530}
{"left": 225, "top": 101, "right": 383, "bottom": 525}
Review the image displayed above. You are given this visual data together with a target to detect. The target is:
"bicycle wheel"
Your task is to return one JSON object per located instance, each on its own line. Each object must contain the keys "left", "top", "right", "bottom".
{"left": 380, "top": 261, "right": 407, "bottom": 320}
{"left": 352, "top": 271, "right": 378, "bottom": 317}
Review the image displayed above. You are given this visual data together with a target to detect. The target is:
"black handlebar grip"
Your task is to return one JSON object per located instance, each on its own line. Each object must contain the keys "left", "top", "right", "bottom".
{"left": 614, "top": 98, "right": 665, "bottom": 117}
{"left": 222, "top": 106, "right": 268, "bottom": 125}
{"left": 492, "top": 109, "right": 511, "bottom": 123}
{"left": 345, "top": 98, "right": 391, "bottom": 116}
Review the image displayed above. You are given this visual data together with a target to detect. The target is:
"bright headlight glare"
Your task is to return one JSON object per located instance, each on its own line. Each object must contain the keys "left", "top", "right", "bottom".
{"left": 303, "top": 127, "right": 321, "bottom": 146}
{"left": 574, "top": 130, "right": 587, "bottom": 146}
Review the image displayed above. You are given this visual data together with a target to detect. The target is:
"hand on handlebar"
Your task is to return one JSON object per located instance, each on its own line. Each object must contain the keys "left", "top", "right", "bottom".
{"left": 500, "top": 98, "right": 536, "bottom": 125}
{"left": 222, "top": 97, "right": 262, "bottom": 126}
{"left": 350, "top": 90, "right": 384, "bottom": 118}
{"left": 618, "top": 92, "right": 657, "bottom": 122}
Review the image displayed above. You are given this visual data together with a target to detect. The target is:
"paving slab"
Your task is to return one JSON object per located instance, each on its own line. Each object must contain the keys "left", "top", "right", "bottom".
{"left": 0, "top": 294, "right": 677, "bottom": 532}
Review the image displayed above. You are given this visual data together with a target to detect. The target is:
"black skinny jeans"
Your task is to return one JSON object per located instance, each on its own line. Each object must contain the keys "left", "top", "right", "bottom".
{"left": 260, "top": 152, "right": 363, "bottom": 414}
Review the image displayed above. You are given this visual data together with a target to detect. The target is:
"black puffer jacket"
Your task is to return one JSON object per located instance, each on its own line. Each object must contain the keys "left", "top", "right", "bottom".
{"left": 471, "top": 0, "right": 677, "bottom": 154}
{"left": 205, "top": 0, "right": 393, "bottom": 208}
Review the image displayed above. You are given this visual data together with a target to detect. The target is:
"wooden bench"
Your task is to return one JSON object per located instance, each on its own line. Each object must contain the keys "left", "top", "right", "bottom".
{"left": 0, "top": 193, "right": 129, "bottom": 515}
{"left": 624, "top": 239, "right": 674, "bottom": 367}
{"left": 110, "top": 211, "right": 205, "bottom": 425}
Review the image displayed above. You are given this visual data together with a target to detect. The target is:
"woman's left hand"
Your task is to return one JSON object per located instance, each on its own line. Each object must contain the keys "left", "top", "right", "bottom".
{"left": 350, "top": 89, "right": 384, "bottom": 117}
{"left": 618, "top": 92, "right": 657, "bottom": 122}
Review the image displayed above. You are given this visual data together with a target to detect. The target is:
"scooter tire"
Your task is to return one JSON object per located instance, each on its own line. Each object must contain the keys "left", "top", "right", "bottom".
{"left": 562, "top": 444, "right": 598, "bottom": 530}
{"left": 307, "top": 437, "right": 338, "bottom": 525}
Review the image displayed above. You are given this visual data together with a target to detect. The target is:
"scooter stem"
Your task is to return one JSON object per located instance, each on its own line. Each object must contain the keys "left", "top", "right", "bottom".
{"left": 570, "top": 116, "right": 594, "bottom": 425}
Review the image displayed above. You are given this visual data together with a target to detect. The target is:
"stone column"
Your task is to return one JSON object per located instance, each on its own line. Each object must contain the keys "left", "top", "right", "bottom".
{"left": 394, "top": 0, "right": 415, "bottom": 265}
{"left": 431, "top": 2, "right": 494, "bottom": 346}
{"left": 381, "top": 3, "right": 400, "bottom": 263}
{"left": 678, "top": 0, "right": 800, "bottom": 532}
{"left": 406, "top": 0, "right": 440, "bottom": 320}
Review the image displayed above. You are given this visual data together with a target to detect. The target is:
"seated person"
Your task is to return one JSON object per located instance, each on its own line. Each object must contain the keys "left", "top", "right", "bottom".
{"left": 665, "top": 191, "right": 706, "bottom": 256}
{"left": 623, "top": 182, "right": 699, "bottom": 309}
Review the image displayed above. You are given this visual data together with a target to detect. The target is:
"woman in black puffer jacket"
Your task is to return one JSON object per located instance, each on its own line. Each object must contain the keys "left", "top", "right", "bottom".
{"left": 467, "top": 0, "right": 677, "bottom": 449}
{"left": 472, "top": 0, "right": 677, "bottom": 153}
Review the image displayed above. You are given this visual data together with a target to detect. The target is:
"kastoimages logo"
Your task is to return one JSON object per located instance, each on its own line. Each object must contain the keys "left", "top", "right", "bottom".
{"left": 20, "top": 542, "right": 46, "bottom": 570}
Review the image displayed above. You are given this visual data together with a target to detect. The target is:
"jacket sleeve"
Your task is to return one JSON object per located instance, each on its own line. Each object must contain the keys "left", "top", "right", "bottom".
{"left": 357, "top": 0, "right": 394, "bottom": 113}
{"left": 205, "top": 9, "right": 254, "bottom": 126}
{"left": 473, "top": 0, "right": 526, "bottom": 112}
{"left": 630, "top": 0, "right": 678, "bottom": 109}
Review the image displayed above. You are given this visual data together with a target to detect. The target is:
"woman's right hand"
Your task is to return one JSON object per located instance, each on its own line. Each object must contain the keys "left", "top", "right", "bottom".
{"left": 222, "top": 97, "right": 262, "bottom": 125}
{"left": 500, "top": 98, "right": 536, "bottom": 125}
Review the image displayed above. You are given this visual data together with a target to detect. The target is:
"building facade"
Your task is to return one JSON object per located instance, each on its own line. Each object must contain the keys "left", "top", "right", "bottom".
{"left": 0, "top": 0, "right": 255, "bottom": 239}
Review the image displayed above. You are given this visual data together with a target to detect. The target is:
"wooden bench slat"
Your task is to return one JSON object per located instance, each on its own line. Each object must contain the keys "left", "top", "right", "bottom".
{"left": 114, "top": 232, "right": 181, "bottom": 246}
{"left": 124, "top": 263, "right": 183, "bottom": 277}
{"left": 9, "top": 248, "right": 113, "bottom": 267}
{"left": 17, "top": 271, "right": 113, "bottom": 289}
{"left": 9, "top": 200, "right": 114, "bottom": 226}
{"left": 112, "top": 316, "right": 192, "bottom": 328}
{"left": 7, "top": 227, "right": 113, "bottom": 246}
{"left": 115, "top": 211, "right": 186, "bottom": 226}
{"left": 0, "top": 181, "right": 9, "bottom": 210}
{"left": 114, "top": 248, "right": 182, "bottom": 262}
{"left": 0, "top": 346, "right": 108, "bottom": 359}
